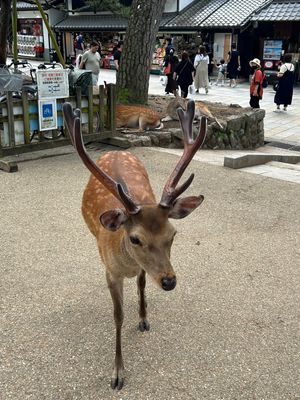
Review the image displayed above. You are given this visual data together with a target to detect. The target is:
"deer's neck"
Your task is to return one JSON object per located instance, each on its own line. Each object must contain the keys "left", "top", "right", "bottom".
{"left": 118, "top": 234, "right": 141, "bottom": 277}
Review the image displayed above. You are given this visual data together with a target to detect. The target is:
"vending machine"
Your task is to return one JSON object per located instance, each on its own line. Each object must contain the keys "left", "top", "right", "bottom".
{"left": 263, "top": 40, "right": 283, "bottom": 83}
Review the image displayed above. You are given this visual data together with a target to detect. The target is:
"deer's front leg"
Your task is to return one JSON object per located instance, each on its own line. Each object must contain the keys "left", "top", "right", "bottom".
{"left": 137, "top": 270, "right": 150, "bottom": 332}
{"left": 106, "top": 273, "right": 124, "bottom": 390}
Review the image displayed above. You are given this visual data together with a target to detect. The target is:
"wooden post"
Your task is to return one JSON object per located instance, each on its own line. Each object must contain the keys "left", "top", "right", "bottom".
{"left": 88, "top": 85, "right": 93, "bottom": 135}
{"left": 107, "top": 84, "right": 116, "bottom": 134}
{"left": 98, "top": 85, "right": 105, "bottom": 133}
{"left": 6, "top": 93, "right": 15, "bottom": 147}
{"left": 22, "top": 91, "right": 30, "bottom": 144}
{"left": 75, "top": 86, "right": 82, "bottom": 110}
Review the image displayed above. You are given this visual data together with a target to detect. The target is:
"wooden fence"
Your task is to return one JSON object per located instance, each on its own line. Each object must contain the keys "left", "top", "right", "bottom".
{"left": 0, "top": 84, "right": 117, "bottom": 158}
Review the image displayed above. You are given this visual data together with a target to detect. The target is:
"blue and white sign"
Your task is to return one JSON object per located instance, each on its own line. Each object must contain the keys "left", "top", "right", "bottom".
{"left": 38, "top": 99, "right": 57, "bottom": 131}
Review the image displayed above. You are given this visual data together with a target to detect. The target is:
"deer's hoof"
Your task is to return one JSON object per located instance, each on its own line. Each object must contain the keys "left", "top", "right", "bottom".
{"left": 139, "top": 319, "right": 150, "bottom": 332}
{"left": 111, "top": 366, "right": 124, "bottom": 390}
{"left": 111, "top": 375, "right": 124, "bottom": 390}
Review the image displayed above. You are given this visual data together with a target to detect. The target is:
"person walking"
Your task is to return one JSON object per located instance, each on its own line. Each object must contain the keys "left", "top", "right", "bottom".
{"left": 249, "top": 58, "right": 263, "bottom": 109}
{"left": 174, "top": 51, "right": 195, "bottom": 98}
{"left": 79, "top": 41, "right": 101, "bottom": 86}
{"left": 214, "top": 58, "right": 227, "bottom": 86}
{"left": 194, "top": 45, "right": 209, "bottom": 94}
{"left": 163, "top": 48, "right": 179, "bottom": 96}
{"left": 274, "top": 53, "right": 295, "bottom": 112}
{"left": 227, "top": 43, "right": 240, "bottom": 87}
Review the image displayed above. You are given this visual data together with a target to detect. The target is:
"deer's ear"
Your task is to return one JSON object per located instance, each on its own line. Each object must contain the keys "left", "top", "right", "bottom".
{"left": 168, "top": 195, "right": 204, "bottom": 219}
{"left": 100, "top": 209, "right": 129, "bottom": 231}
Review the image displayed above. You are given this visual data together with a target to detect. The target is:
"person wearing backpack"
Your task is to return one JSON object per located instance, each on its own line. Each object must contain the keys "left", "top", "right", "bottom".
{"left": 274, "top": 53, "right": 295, "bottom": 112}
{"left": 249, "top": 58, "right": 264, "bottom": 109}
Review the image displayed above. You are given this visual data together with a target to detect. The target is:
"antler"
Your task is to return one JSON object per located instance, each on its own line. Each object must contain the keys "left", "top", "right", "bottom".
{"left": 62, "top": 103, "right": 140, "bottom": 214}
{"left": 159, "top": 100, "right": 207, "bottom": 208}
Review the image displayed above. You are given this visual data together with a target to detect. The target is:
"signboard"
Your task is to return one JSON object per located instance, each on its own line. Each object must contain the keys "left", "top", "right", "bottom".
{"left": 263, "top": 40, "right": 282, "bottom": 61}
{"left": 36, "top": 69, "right": 69, "bottom": 99}
{"left": 38, "top": 99, "right": 57, "bottom": 131}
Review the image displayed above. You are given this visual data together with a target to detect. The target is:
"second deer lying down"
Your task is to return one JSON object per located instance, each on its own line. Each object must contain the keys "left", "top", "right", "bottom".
{"left": 116, "top": 104, "right": 163, "bottom": 132}
{"left": 63, "top": 100, "right": 207, "bottom": 390}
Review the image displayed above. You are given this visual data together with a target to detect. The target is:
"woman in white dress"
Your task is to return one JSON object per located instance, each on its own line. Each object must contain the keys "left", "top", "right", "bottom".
{"left": 194, "top": 45, "right": 210, "bottom": 94}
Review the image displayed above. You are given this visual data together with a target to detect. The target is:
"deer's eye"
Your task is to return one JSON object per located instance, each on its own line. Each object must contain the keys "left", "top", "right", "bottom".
{"left": 129, "top": 236, "right": 142, "bottom": 246}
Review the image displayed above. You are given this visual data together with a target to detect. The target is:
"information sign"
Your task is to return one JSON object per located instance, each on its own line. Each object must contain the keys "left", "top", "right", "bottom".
{"left": 36, "top": 69, "right": 69, "bottom": 99}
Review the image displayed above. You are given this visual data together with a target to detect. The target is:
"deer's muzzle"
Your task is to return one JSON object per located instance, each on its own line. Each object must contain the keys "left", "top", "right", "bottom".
{"left": 161, "top": 276, "right": 176, "bottom": 291}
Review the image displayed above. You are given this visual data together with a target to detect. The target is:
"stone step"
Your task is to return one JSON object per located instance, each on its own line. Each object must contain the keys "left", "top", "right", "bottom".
{"left": 241, "top": 162, "right": 300, "bottom": 184}
{"left": 267, "top": 161, "right": 300, "bottom": 171}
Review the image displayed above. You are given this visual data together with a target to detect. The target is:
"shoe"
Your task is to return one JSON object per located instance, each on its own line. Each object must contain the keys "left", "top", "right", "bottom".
{"left": 195, "top": 90, "right": 199, "bottom": 93}
{"left": 205, "top": 88, "right": 209, "bottom": 94}
{"left": 232, "top": 84, "right": 237, "bottom": 88}
{"left": 283, "top": 107, "right": 287, "bottom": 111}
{"left": 277, "top": 105, "right": 280, "bottom": 110}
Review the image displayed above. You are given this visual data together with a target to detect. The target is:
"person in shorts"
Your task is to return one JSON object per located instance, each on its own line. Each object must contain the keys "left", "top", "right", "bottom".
{"left": 80, "top": 41, "right": 101, "bottom": 86}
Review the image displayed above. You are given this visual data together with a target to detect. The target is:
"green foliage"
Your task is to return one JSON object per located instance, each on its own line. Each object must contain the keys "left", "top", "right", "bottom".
{"left": 116, "top": 87, "right": 131, "bottom": 104}
{"left": 84, "top": 0, "right": 130, "bottom": 16}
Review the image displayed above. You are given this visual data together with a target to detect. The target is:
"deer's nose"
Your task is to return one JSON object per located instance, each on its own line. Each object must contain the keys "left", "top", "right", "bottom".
{"left": 161, "top": 276, "right": 176, "bottom": 291}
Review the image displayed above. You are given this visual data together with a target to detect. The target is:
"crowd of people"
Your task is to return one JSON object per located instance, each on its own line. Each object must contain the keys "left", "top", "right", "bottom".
{"left": 162, "top": 38, "right": 295, "bottom": 112}
{"left": 73, "top": 33, "right": 295, "bottom": 112}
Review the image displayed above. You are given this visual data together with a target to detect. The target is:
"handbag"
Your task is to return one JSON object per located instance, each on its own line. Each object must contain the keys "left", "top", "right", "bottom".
{"left": 188, "top": 83, "right": 195, "bottom": 95}
{"left": 163, "top": 63, "right": 171, "bottom": 75}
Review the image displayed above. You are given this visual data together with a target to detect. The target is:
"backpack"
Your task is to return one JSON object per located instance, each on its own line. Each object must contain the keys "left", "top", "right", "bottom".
{"left": 262, "top": 73, "right": 268, "bottom": 88}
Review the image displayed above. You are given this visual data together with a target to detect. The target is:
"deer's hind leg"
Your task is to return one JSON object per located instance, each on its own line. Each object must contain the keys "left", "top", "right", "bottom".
{"left": 137, "top": 269, "right": 150, "bottom": 332}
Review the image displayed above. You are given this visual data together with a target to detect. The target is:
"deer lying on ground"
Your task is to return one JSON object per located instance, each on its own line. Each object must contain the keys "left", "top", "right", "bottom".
{"left": 163, "top": 97, "right": 222, "bottom": 128}
{"left": 63, "top": 100, "right": 206, "bottom": 390}
{"left": 115, "top": 104, "right": 163, "bottom": 132}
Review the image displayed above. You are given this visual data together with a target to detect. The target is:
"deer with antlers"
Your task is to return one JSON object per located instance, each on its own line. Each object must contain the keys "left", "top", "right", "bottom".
{"left": 63, "top": 100, "right": 206, "bottom": 390}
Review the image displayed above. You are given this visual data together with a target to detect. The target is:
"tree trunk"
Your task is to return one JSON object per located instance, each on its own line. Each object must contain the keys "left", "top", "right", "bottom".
{"left": 116, "top": 0, "right": 167, "bottom": 104}
{"left": 0, "top": 0, "right": 11, "bottom": 65}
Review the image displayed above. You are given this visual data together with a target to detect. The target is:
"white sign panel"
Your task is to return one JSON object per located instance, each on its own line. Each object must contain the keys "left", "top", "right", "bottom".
{"left": 37, "top": 69, "right": 69, "bottom": 99}
{"left": 38, "top": 99, "right": 57, "bottom": 131}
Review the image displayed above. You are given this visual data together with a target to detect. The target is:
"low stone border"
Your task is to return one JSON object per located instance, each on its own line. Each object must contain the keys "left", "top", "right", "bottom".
{"left": 102, "top": 106, "right": 265, "bottom": 150}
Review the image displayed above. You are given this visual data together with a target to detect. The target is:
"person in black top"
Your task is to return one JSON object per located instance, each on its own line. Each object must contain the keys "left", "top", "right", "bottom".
{"left": 174, "top": 51, "right": 195, "bottom": 98}
{"left": 113, "top": 41, "right": 123, "bottom": 71}
{"left": 163, "top": 48, "right": 179, "bottom": 96}
{"left": 227, "top": 43, "right": 241, "bottom": 87}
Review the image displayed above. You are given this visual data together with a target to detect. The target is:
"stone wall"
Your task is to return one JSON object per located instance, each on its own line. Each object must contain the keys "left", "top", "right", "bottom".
{"left": 107, "top": 105, "right": 265, "bottom": 150}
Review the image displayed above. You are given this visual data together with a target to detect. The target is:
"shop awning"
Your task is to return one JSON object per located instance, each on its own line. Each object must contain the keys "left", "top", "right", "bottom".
{"left": 251, "top": 1, "right": 300, "bottom": 21}
{"left": 163, "top": 0, "right": 273, "bottom": 29}
{"left": 54, "top": 15, "right": 128, "bottom": 31}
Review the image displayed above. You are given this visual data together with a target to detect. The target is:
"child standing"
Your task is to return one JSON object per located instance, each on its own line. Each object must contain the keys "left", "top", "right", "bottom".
{"left": 215, "top": 59, "right": 226, "bottom": 86}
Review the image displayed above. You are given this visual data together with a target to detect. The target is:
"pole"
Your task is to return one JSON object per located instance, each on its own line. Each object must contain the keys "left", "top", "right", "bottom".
{"left": 12, "top": 0, "right": 18, "bottom": 69}
{"left": 33, "top": 0, "right": 65, "bottom": 67}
